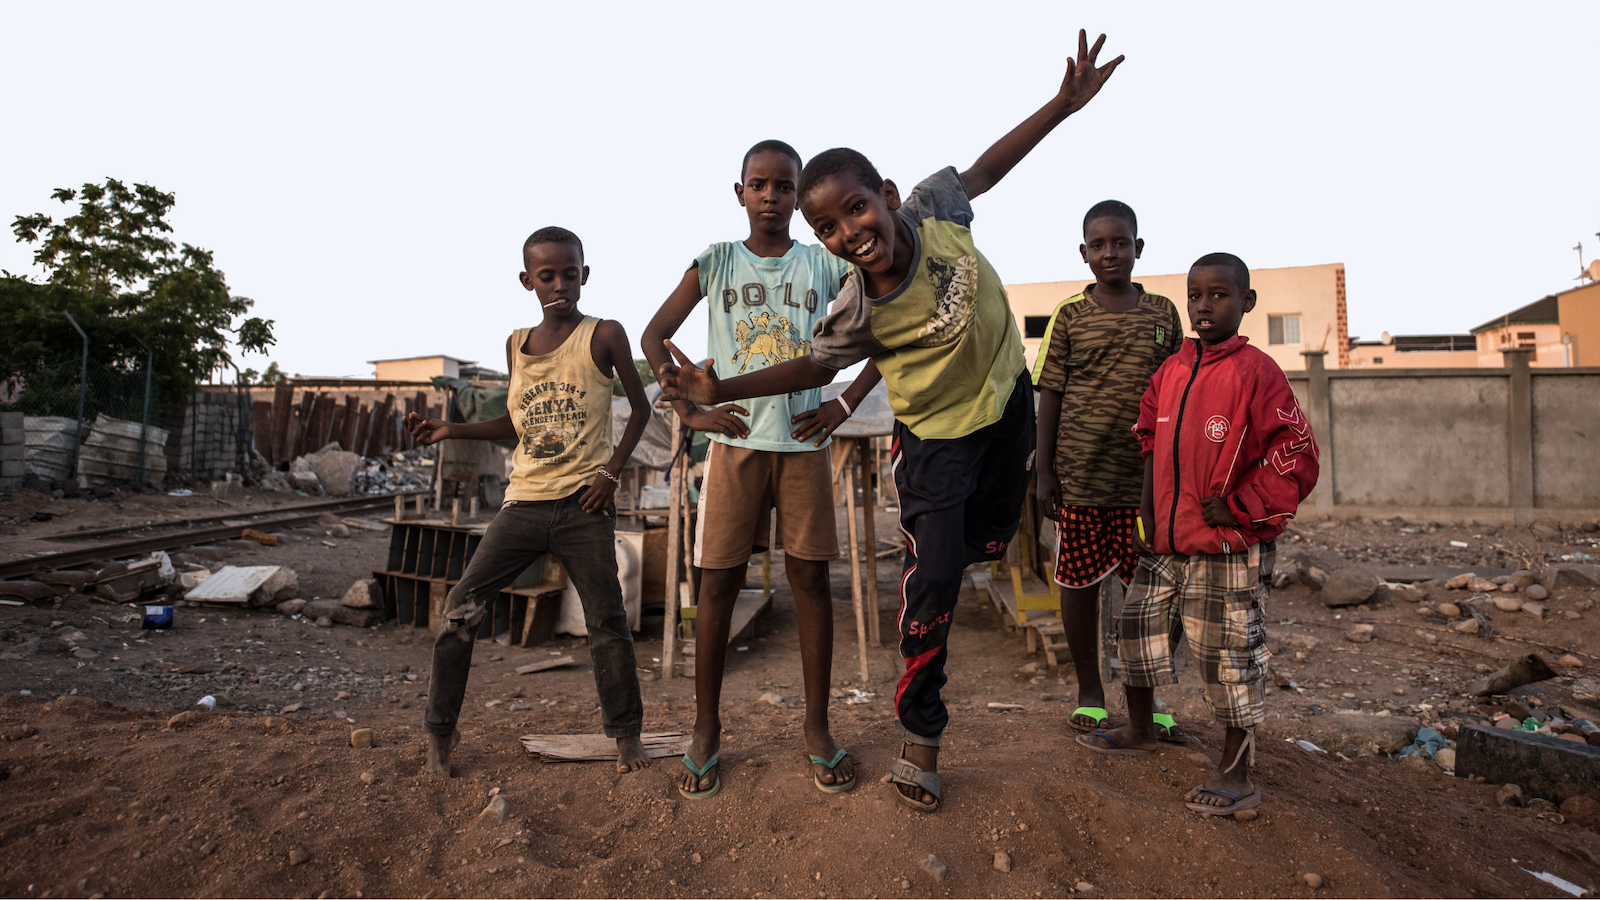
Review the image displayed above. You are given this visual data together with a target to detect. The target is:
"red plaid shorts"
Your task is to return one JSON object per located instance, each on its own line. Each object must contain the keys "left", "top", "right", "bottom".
{"left": 1054, "top": 505, "right": 1138, "bottom": 589}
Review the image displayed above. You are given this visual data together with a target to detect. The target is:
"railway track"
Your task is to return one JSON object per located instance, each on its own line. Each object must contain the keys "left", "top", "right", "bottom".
{"left": 0, "top": 492, "right": 422, "bottom": 580}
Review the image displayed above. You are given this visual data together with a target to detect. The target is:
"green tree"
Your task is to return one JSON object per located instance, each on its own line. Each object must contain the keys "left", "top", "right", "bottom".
{"left": 2, "top": 178, "right": 273, "bottom": 409}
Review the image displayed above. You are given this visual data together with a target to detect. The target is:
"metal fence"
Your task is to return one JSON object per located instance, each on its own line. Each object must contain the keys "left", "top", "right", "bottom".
{"left": 0, "top": 357, "right": 165, "bottom": 485}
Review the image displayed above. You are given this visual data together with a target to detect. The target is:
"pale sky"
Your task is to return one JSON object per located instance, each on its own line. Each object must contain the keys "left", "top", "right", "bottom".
{"left": 3, "top": 2, "right": 1597, "bottom": 379}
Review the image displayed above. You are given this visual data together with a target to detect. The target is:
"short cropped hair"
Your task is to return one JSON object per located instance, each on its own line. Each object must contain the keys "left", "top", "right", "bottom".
{"left": 798, "top": 148, "right": 883, "bottom": 206}
{"left": 742, "top": 140, "right": 802, "bottom": 181}
{"left": 1083, "top": 200, "right": 1138, "bottom": 238}
{"left": 1191, "top": 252, "right": 1250, "bottom": 292}
{"left": 523, "top": 226, "right": 583, "bottom": 262}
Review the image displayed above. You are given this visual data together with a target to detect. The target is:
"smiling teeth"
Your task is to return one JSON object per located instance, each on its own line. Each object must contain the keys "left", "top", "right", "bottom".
{"left": 853, "top": 237, "right": 876, "bottom": 258}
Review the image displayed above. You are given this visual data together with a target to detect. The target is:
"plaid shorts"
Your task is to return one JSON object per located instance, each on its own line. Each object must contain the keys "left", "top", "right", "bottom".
{"left": 1053, "top": 505, "right": 1138, "bottom": 589}
{"left": 1115, "top": 541, "right": 1276, "bottom": 729}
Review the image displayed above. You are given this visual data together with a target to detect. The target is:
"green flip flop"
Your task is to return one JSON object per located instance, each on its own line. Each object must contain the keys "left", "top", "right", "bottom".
{"left": 1152, "top": 713, "right": 1189, "bottom": 743}
{"left": 809, "top": 748, "right": 857, "bottom": 794}
{"left": 678, "top": 753, "right": 721, "bottom": 799}
{"left": 1070, "top": 706, "right": 1110, "bottom": 733}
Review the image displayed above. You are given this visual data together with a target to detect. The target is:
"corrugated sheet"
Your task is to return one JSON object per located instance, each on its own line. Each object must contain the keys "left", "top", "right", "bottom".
{"left": 24, "top": 416, "right": 78, "bottom": 481}
{"left": 79, "top": 413, "right": 169, "bottom": 486}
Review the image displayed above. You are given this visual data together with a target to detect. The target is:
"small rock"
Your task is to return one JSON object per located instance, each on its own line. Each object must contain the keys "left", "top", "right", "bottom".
{"left": 480, "top": 795, "right": 509, "bottom": 821}
{"left": 314, "top": 616, "right": 333, "bottom": 628}
{"left": 1303, "top": 872, "right": 1324, "bottom": 889}
{"left": 1235, "top": 808, "right": 1260, "bottom": 822}
{"left": 350, "top": 728, "right": 373, "bottom": 749}
{"left": 1467, "top": 577, "right": 1497, "bottom": 593}
{"left": 1561, "top": 795, "right": 1600, "bottom": 829}
{"left": 1445, "top": 573, "right": 1475, "bottom": 590}
{"left": 279, "top": 702, "right": 302, "bottom": 714}
{"left": 1525, "top": 584, "right": 1549, "bottom": 601}
{"left": 1437, "top": 602, "right": 1461, "bottom": 618}
{"left": 1322, "top": 567, "right": 1379, "bottom": 607}
{"left": 921, "top": 853, "right": 948, "bottom": 883}
{"left": 1496, "top": 783, "right": 1524, "bottom": 807}
{"left": 340, "top": 579, "right": 383, "bottom": 610}
{"left": 276, "top": 599, "right": 306, "bottom": 617}
{"left": 72, "top": 647, "right": 100, "bottom": 660}
{"left": 1558, "top": 654, "right": 1583, "bottom": 668}
{"left": 1344, "top": 624, "right": 1375, "bottom": 643}
{"left": 993, "top": 850, "right": 1011, "bottom": 872}
{"left": 1511, "top": 569, "right": 1537, "bottom": 589}
{"left": 1493, "top": 596, "right": 1523, "bottom": 612}
{"left": 360, "top": 771, "right": 377, "bottom": 785}
{"left": 900, "top": 878, "right": 911, "bottom": 889}
{"left": 200, "top": 840, "right": 217, "bottom": 856}
{"left": 690, "top": 852, "right": 702, "bottom": 865}
{"left": 759, "top": 692, "right": 785, "bottom": 707}
{"left": 329, "top": 524, "right": 350, "bottom": 539}
{"left": 1415, "top": 604, "right": 1432, "bottom": 617}
{"left": 1434, "top": 747, "right": 1456, "bottom": 770}
{"left": 1499, "top": 583, "right": 1519, "bottom": 593}
{"left": 1301, "top": 566, "right": 1329, "bottom": 591}
{"left": 1018, "top": 662, "right": 1041, "bottom": 676}
{"left": 509, "top": 703, "right": 532, "bottom": 712}
{"left": 1521, "top": 602, "right": 1545, "bottom": 620}
{"left": 1452, "top": 618, "right": 1480, "bottom": 634}
{"left": 167, "top": 710, "right": 198, "bottom": 729}
{"left": 1076, "top": 881, "right": 1095, "bottom": 893}
{"left": 288, "top": 849, "right": 310, "bottom": 866}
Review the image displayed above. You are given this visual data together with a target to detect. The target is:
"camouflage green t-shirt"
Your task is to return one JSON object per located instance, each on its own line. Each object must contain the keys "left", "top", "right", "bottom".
{"left": 1031, "top": 286, "right": 1183, "bottom": 507}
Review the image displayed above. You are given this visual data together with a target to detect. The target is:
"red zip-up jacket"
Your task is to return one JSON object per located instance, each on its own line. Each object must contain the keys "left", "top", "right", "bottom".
{"left": 1134, "top": 335, "right": 1319, "bottom": 556}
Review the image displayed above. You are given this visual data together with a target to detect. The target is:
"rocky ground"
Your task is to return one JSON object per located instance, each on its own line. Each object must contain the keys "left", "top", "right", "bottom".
{"left": 2, "top": 488, "right": 1599, "bottom": 898}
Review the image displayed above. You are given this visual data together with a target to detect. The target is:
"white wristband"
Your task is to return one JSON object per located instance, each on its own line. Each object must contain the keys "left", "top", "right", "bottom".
{"left": 835, "top": 396, "right": 853, "bottom": 416}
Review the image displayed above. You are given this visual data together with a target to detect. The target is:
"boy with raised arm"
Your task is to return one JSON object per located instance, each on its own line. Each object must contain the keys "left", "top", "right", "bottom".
{"left": 641, "top": 140, "right": 880, "bottom": 799}
{"left": 1033, "top": 201, "right": 1185, "bottom": 739}
{"left": 405, "top": 227, "right": 653, "bottom": 778}
{"left": 1076, "top": 253, "right": 1318, "bottom": 818}
{"left": 656, "top": 31, "right": 1123, "bottom": 812}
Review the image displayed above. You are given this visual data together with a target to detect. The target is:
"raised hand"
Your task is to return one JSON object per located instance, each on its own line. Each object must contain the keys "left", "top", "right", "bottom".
{"left": 686, "top": 403, "right": 751, "bottom": 439}
{"left": 655, "top": 339, "right": 721, "bottom": 406}
{"left": 404, "top": 411, "right": 450, "bottom": 446}
{"left": 1058, "top": 29, "right": 1123, "bottom": 115}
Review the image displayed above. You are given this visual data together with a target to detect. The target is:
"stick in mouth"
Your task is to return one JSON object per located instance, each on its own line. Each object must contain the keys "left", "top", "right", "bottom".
{"left": 542, "top": 300, "right": 567, "bottom": 308}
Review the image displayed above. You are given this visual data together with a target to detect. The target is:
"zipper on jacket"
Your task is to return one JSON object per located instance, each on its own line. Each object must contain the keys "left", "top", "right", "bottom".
{"left": 1168, "top": 339, "right": 1203, "bottom": 551}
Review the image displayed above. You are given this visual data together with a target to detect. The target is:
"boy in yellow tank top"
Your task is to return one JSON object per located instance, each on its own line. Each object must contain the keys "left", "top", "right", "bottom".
{"left": 405, "top": 227, "right": 654, "bottom": 777}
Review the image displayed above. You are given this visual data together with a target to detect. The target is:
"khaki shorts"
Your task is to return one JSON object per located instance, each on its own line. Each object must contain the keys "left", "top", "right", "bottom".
{"left": 693, "top": 442, "right": 839, "bottom": 569}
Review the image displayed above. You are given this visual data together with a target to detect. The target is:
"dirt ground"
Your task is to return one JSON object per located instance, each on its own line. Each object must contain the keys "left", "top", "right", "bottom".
{"left": 3, "top": 487, "right": 1600, "bottom": 898}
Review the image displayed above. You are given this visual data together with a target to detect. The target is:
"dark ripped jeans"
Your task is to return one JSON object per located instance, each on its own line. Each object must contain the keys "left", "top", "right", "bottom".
{"left": 424, "top": 492, "right": 644, "bottom": 739}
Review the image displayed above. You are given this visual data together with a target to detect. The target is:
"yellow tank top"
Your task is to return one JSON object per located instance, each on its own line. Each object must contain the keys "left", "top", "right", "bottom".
{"left": 505, "top": 317, "right": 614, "bottom": 502}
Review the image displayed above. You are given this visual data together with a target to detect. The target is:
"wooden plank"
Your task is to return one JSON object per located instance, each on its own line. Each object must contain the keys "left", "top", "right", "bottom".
{"left": 520, "top": 731, "right": 690, "bottom": 763}
{"left": 340, "top": 395, "right": 360, "bottom": 453}
{"left": 270, "top": 383, "right": 294, "bottom": 464}
{"left": 514, "top": 655, "right": 575, "bottom": 675}
{"left": 728, "top": 589, "right": 771, "bottom": 644}
{"left": 856, "top": 438, "right": 880, "bottom": 647}
{"left": 844, "top": 450, "right": 869, "bottom": 683}
{"left": 661, "top": 415, "right": 683, "bottom": 680}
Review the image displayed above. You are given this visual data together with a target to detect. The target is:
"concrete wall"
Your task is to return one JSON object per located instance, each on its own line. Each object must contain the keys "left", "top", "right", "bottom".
{"left": 1009, "top": 262, "right": 1349, "bottom": 375}
{"left": 1290, "top": 349, "right": 1600, "bottom": 522}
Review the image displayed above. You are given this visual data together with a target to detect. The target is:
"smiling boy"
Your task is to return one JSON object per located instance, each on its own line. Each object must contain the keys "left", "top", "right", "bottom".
{"left": 655, "top": 31, "right": 1124, "bottom": 811}
{"left": 642, "top": 140, "right": 880, "bottom": 800}
{"left": 1076, "top": 253, "right": 1319, "bottom": 818}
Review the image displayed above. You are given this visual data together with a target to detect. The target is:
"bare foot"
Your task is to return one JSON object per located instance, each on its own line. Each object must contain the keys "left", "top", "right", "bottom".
{"left": 804, "top": 723, "right": 855, "bottom": 787}
{"left": 1077, "top": 724, "right": 1158, "bottom": 754}
{"left": 896, "top": 742, "right": 938, "bottom": 806}
{"left": 677, "top": 718, "right": 720, "bottom": 794}
{"left": 616, "top": 736, "right": 651, "bottom": 774}
{"left": 424, "top": 729, "right": 461, "bottom": 777}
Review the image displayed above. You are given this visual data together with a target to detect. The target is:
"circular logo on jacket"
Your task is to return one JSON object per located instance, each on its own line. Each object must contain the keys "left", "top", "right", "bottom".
{"left": 1204, "top": 415, "right": 1230, "bottom": 443}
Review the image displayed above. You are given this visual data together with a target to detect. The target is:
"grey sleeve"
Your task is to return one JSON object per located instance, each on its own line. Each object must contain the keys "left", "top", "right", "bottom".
{"left": 899, "top": 166, "right": 973, "bottom": 228}
{"left": 809, "top": 279, "right": 888, "bottom": 370}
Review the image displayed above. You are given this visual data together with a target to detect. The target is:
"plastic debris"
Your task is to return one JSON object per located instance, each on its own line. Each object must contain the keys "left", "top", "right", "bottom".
{"left": 1397, "top": 726, "right": 1447, "bottom": 759}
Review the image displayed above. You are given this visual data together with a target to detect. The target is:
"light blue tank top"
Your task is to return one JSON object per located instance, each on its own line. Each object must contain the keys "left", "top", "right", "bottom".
{"left": 695, "top": 240, "right": 850, "bottom": 452}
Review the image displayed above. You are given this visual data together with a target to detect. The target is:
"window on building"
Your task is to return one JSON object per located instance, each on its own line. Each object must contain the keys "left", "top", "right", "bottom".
{"left": 1373, "top": 356, "right": 1383, "bottom": 365}
{"left": 1516, "top": 331, "right": 1536, "bottom": 348}
{"left": 1024, "top": 316, "right": 1051, "bottom": 339}
{"left": 1268, "top": 314, "right": 1301, "bottom": 345}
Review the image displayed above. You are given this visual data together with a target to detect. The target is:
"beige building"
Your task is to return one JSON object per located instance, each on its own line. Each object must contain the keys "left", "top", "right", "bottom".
{"left": 368, "top": 355, "right": 476, "bottom": 382}
{"left": 1346, "top": 333, "right": 1477, "bottom": 369}
{"left": 1007, "top": 262, "right": 1349, "bottom": 373}
{"left": 1468, "top": 281, "right": 1600, "bottom": 368}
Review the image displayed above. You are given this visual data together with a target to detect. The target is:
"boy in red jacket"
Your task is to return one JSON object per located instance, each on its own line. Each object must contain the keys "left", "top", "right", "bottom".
{"left": 1076, "top": 252, "right": 1318, "bottom": 817}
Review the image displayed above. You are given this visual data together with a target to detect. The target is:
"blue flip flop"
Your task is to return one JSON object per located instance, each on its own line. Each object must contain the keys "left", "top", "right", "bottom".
{"left": 678, "top": 753, "right": 721, "bottom": 799}
{"left": 1185, "top": 785, "right": 1261, "bottom": 816}
{"left": 809, "top": 748, "right": 856, "bottom": 794}
{"left": 1075, "top": 728, "right": 1154, "bottom": 757}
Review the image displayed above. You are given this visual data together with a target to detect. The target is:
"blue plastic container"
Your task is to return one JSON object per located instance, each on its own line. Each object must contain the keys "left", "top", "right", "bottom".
{"left": 142, "top": 605, "right": 174, "bottom": 629}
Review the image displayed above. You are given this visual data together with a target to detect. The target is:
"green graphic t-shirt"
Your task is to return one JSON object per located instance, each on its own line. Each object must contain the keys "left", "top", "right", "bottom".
{"left": 809, "top": 167, "right": 1026, "bottom": 440}
{"left": 1031, "top": 286, "right": 1183, "bottom": 507}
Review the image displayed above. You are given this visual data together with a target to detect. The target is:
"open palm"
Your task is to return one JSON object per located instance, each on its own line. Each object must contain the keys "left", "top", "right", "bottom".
{"left": 1059, "top": 30, "right": 1124, "bottom": 115}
